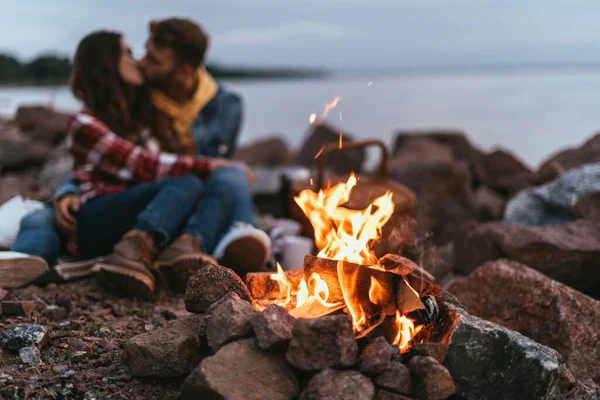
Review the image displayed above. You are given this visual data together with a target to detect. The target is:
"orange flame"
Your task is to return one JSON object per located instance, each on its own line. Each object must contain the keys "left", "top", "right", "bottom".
{"left": 393, "top": 311, "right": 423, "bottom": 352}
{"left": 308, "top": 113, "right": 317, "bottom": 124}
{"left": 270, "top": 263, "right": 292, "bottom": 308}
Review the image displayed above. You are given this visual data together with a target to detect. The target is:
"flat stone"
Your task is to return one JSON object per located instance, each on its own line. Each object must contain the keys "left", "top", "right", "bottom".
{"left": 251, "top": 304, "right": 295, "bottom": 351}
{"left": 448, "top": 259, "right": 600, "bottom": 382}
{"left": 443, "top": 304, "right": 562, "bottom": 400}
{"left": 409, "top": 356, "right": 455, "bottom": 400}
{"left": 0, "top": 324, "right": 48, "bottom": 352}
{"left": 206, "top": 295, "right": 258, "bottom": 352}
{"left": 180, "top": 338, "right": 298, "bottom": 400}
{"left": 374, "top": 361, "right": 412, "bottom": 395}
{"left": 19, "top": 346, "right": 41, "bottom": 366}
{"left": 300, "top": 368, "right": 375, "bottom": 400}
{"left": 1, "top": 301, "right": 44, "bottom": 317}
{"left": 185, "top": 264, "right": 254, "bottom": 313}
{"left": 357, "top": 336, "right": 395, "bottom": 375}
{"left": 286, "top": 314, "right": 358, "bottom": 371}
{"left": 123, "top": 315, "right": 207, "bottom": 378}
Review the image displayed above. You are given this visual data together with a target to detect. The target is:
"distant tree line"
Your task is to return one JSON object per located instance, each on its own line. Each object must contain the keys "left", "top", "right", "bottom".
{"left": 0, "top": 52, "right": 327, "bottom": 86}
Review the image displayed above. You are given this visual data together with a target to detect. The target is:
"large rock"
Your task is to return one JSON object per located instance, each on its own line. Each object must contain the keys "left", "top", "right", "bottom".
{"left": 0, "top": 324, "right": 48, "bottom": 352}
{"left": 453, "top": 220, "right": 600, "bottom": 296}
{"left": 535, "top": 132, "right": 600, "bottom": 184}
{"left": 286, "top": 314, "right": 358, "bottom": 371}
{"left": 123, "top": 315, "right": 207, "bottom": 378}
{"left": 374, "top": 362, "right": 412, "bottom": 395}
{"left": 409, "top": 356, "right": 455, "bottom": 400}
{"left": 233, "top": 137, "right": 293, "bottom": 167}
{"left": 0, "top": 140, "right": 51, "bottom": 171}
{"left": 443, "top": 304, "right": 562, "bottom": 400}
{"left": 15, "top": 106, "right": 70, "bottom": 143}
{"left": 185, "top": 264, "right": 254, "bottom": 313}
{"left": 251, "top": 304, "right": 295, "bottom": 351}
{"left": 448, "top": 259, "right": 600, "bottom": 382}
{"left": 475, "top": 149, "right": 533, "bottom": 195}
{"left": 180, "top": 339, "right": 299, "bottom": 400}
{"left": 300, "top": 368, "right": 375, "bottom": 400}
{"left": 295, "top": 123, "right": 365, "bottom": 175}
{"left": 206, "top": 294, "right": 258, "bottom": 352}
{"left": 357, "top": 336, "right": 395, "bottom": 376}
{"left": 474, "top": 186, "right": 505, "bottom": 221}
{"left": 574, "top": 191, "right": 600, "bottom": 222}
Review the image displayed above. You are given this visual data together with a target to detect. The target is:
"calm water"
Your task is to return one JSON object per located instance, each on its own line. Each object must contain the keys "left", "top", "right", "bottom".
{"left": 2, "top": 70, "right": 600, "bottom": 169}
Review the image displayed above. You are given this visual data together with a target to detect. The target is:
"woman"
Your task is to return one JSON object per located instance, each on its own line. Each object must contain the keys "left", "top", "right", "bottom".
{"left": 67, "top": 31, "right": 241, "bottom": 298}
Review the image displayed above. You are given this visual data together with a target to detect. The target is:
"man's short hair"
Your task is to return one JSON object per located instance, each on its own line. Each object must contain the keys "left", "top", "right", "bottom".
{"left": 149, "top": 18, "right": 209, "bottom": 68}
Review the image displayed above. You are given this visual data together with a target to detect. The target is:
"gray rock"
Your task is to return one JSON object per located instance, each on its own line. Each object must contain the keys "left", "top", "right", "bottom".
{"left": 357, "top": 336, "right": 395, "bottom": 376}
{"left": 206, "top": 295, "right": 258, "bottom": 352}
{"left": 0, "top": 324, "right": 48, "bottom": 352}
{"left": 443, "top": 304, "right": 562, "bottom": 400}
{"left": 19, "top": 346, "right": 41, "bottom": 366}
{"left": 409, "top": 356, "right": 455, "bottom": 400}
{"left": 251, "top": 304, "right": 295, "bottom": 351}
{"left": 374, "top": 361, "right": 412, "bottom": 395}
{"left": 180, "top": 339, "right": 298, "bottom": 400}
{"left": 286, "top": 314, "right": 358, "bottom": 371}
{"left": 123, "top": 315, "right": 207, "bottom": 378}
{"left": 300, "top": 368, "right": 375, "bottom": 400}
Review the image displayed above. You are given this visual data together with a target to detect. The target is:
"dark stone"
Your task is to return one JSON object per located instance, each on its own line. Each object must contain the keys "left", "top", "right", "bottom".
{"left": 357, "top": 336, "right": 395, "bottom": 375}
{"left": 375, "top": 391, "right": 417, "bottom": 400}
{"left": 476, "top": 149, "right": 533, "bottom": 196}
{"left": 206, "top": 294, "right": 258, "bottom": 352}
{"left": 474, "top": 186, "right": 505, "bottom": 221}
{"left": 251, "top": 304, "right": 295, "bottom": 351}
{"left": 0, "top": 140, "right": 51, "bottom": 171}
{"left": 0, "top": 324, "right": 48, "bottom": 352}
{"left": 233, "top": 137, "right": 293, "bottom": 167}
{"left": 38, "top": 145, "right": 73, "bottom": 197}
{"left": 295, "top": 123, "right": 365, "bottom": 175}
{"left": 15, "top": 106, "right": 70, "bottom": 136}
{"left": 55, "top": 292, "right": 73, "bottom": 311}
{"left": 453, "top": 220, "right": 600, "bottom": 297}
{"left": 405, "top": 343, "right": 448, "bottom": 364}
{"left": 299, "top": 368, "right": 375, "bottom": 400}
{"left": 43, "top": 305, "right": 69, "bottom": 321}
{"left": 180, "top": 339, "right": 299, "bottom": 400}
{"left": 409, "top": 356, "right": 455, "bottom": 400}
{"left": 1, "top": 301, "right": 44, "bottom": 317}
{"left": 123, "top": 315, "right": 207, "bottom": 378}
{"left": 185, "top": 264, "right": 254, "bottom": 313}
{"left": 374, "top": 361, "right": 412, "bottom": 395}
{"left": 448, "top": 259, "right": 600, "bottom": 382}
{"left": 443, "top": 304, "right": 562, "bottom": 400}
{"left": 286, "top": 314, "right": 358, "bottom": 371}
{"left": 574, "top": 191, "right": 600, "bottom": 222}
{"left": 421, "top": 243, "right": 454, "bottom": 282}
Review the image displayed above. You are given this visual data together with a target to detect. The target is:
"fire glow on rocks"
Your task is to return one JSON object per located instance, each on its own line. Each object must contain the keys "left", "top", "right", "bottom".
{"left": 265, "top": 174, "right": 423, "bottom": 352}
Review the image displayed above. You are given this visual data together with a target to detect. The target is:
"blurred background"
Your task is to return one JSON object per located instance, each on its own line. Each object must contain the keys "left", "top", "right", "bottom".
{"left": 2, "top": 0, "right": 600, "bottom": 168}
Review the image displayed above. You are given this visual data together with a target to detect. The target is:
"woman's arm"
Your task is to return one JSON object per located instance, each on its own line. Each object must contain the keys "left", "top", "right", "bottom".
{"left": 67, "top": 112, "right": 212, "bottom": 183}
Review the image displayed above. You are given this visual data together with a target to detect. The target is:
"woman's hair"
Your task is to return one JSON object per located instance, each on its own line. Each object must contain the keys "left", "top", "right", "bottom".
{"left": 70, "top": 30, "right": 161, "bottom": 141}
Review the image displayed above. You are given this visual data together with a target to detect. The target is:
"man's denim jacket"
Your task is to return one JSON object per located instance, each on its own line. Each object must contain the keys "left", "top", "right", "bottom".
{"left": 54, "top": 84, "right": 243, "bottom": 200}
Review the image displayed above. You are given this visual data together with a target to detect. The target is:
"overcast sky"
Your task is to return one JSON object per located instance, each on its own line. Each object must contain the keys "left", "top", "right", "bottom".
{"left": 2, "top": 0, "right": 600, "bottom": 69}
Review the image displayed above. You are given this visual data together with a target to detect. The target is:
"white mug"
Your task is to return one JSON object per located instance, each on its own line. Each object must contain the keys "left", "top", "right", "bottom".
{"left": 281, "top": 235, "right": 314, "bottom": 271}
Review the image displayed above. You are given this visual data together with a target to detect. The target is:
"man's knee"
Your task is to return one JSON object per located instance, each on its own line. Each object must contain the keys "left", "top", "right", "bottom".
{"left": 19, "top": 206, "right": 56, "bottom": 231}
{"left": 209, "top": 165, "right": 248, "bottom": 192}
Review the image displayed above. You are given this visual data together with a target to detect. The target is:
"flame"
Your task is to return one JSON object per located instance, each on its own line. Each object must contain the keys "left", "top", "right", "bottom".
{"left": 368, "top": 276, "right": 386, "bottom": 305}
{"left": 393, "top": 311, "right": 423, "bottom": 353}
{"left": 270, "top": 263, "right": 291, "bottom": 308}
{"left": 323, "top": 96, "right": 340, "bottom": 117}
{"left": 308, "top": 113, "right": 317, "bottom": 124}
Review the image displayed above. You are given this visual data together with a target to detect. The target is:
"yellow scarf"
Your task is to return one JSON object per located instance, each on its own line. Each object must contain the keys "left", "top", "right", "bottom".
{"left": 151, "top": 68, "right": 218, "bottom": 154}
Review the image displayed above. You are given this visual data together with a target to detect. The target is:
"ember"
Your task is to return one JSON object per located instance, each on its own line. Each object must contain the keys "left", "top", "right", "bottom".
{"left": 263, "top": 174, "right": 429, "bottom": 352}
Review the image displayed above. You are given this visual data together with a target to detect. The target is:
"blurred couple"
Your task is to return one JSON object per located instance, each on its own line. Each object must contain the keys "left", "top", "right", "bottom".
{"left": 0, "top": 18, "right": 272, "bottom": 298}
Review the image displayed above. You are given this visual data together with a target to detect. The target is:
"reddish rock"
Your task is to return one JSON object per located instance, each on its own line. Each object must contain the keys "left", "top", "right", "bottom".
{"left": 180, "top": 339, "right": 299, "bottom": 400}
{"left": 251, "top": 304, "right": 295, "bottom": 351}
{"left": 405, "top": 343, "right": 448, "bottom": 364}
{"left": 185, "top": 264, "right": 254, "bottom": 313}
{"left": 1, "top": 301, "right": 44, "bottom": 317}
{"left": 453, "top": 220, "right": 600, "bottom": 296}
{"left": 233, "top": 137, "right": 293, "bottom": 167}
{"left": 300, "top": 368, "right": 374, "bottom": 400}
{"left": 448, "top": 259, "right": 600, "bottom": 382}
{"left": 0, "top": 288, "right": 8, "bottom": 301}
{"left": 474, "top": 186, "right": 505, "bottom": 221}
{"left": 43, "top": 305, "right": 68, "bottom": 321}
{"left": 574, "top": 191, "right": 600, "bottom": 222}
{"left": 374, "top": 361, "right": 412, "bottom": 395}
{"left": 357, "top": 336, "right": 395, "bottom": 376}
{"left": 295, "top": 123, "right": 365, "bottom": 175}
{"left": 286, "top": 314, "right": 358, "bottom": 371}
{"left": 475, "top": 149, "right": 533, "bottom": 195}
{"left": 375, "top": 391, "right": 417, "bottom": 400}
{"left": 15, "top": 106, "right": 70, "bottom": 135}
{"left": 206, "top": 295, "right": 258, "bottom": 352}
{"left": 409, "top": 356, "right": 455, "bottom": 400}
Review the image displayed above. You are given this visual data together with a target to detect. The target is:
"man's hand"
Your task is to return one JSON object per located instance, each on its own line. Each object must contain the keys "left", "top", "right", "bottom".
{"left": 55, "top": 195, "right": 81, "bottom": 235}
{"left": 209, "top": 159, "right": 255, "bottom": 184}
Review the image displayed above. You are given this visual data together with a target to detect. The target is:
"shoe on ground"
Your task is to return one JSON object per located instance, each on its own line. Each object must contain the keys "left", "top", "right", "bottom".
{"left": 212, "top": 222, "right": 272, "bottom": 275}
{"left": 0, "top": 251, "right": 49, "bottom": 288}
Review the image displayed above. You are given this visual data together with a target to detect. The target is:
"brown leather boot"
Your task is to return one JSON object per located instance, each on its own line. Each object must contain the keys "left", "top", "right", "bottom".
{"left": 153, "top": 234, "right": 217, "bottom": 293}
{"left": 92, "top": 230, "right": 156, "bottom": 299}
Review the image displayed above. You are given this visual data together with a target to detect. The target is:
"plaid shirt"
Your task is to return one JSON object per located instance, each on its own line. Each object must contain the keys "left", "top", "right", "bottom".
{"left": 66, "top": 111, "right": 212, "bottom": 203}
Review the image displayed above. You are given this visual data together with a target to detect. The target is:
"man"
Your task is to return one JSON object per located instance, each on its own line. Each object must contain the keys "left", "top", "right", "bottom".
{"left": 0, "top": 18, "right": 270, "bottom": 290}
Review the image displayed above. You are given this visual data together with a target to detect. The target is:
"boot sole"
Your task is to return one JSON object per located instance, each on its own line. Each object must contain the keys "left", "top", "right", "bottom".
{"left": 92, "top": 263, "right": 155, "bottom": 300}
{"left": 0, "top": 256, "right": 49, "bottom": 288}
{"left": 154, "top": 254, "right": 216, "bottom": 293}
{"left": 218, "top": 236, "right": 270, "bottom": 276}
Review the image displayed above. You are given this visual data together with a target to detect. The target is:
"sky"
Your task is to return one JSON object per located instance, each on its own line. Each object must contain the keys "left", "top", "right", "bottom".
{"left": 2, "top": 0, "right": 600, "bottom": 69}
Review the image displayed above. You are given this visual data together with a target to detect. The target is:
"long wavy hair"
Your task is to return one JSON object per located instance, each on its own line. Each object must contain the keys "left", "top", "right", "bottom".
{"left": 70, "top": 31, "right": 165, "bottom": 142}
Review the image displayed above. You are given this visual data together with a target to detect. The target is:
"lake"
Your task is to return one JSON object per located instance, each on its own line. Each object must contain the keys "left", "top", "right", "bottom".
{"left": 2, "top": 69, "right": 600, "bottom": 169}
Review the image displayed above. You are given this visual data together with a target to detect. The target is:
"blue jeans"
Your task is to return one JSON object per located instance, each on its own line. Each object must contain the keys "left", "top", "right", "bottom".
{"left": 78, "top": 167, "right": 255, "bottom": 259}
{"left": 12, "top": 206, "right": 62, "bottom": 265}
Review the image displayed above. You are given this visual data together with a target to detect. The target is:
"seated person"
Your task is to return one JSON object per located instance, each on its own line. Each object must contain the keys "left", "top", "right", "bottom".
{"left": 0, "top": 18, "right": 270, "bottom": 290}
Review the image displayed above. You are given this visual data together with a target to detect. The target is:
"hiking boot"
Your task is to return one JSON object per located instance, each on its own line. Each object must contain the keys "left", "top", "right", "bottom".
{"left": 154, "top": 234, "right": 217, "bottom": 293}
{"left": 212, "top": 222, "right": 272, "bottom": 276}
{"left": 0, "top": 252, "right": 49, "bottom": 288}
{"left": 92, "top": 230, "right": 156, "bottom": 299}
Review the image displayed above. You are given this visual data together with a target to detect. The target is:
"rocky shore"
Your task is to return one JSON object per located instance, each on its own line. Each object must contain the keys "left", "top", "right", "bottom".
{"left": 0, "top": 106, "right": 599, "bottom": 399}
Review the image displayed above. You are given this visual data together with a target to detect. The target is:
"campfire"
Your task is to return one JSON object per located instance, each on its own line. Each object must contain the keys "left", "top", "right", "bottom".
{"left": 248, "top": 173, "right": 439, "bottom": 353}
